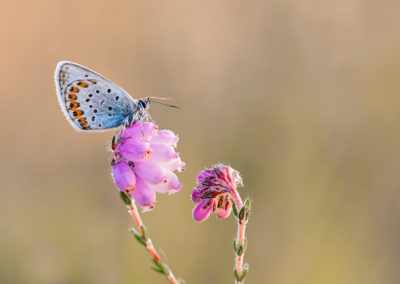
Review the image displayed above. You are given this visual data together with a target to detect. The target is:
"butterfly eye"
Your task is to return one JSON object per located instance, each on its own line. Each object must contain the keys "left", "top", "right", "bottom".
{"left": 139, "top": 101, "right": 147, "bottom": 108}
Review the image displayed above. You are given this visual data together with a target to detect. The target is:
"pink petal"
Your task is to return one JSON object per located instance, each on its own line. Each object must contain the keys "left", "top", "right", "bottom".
{"left": 118, "top": 139, "right": 151, "bottom": 162}
{"left": 216, "top": 203, "right": 233, "bottom": 219}
{"left": 150, "top": 143, "right": 178, "bottom": 162}
{"left": 121, "top": 122, "right": 157, "bottom": 142}
{"left": 196, "top": 169, "right": 214, "bottom": 184}
{"left": 191, "top": 187, "right": 203, "bottom": 202}
{"left": 163, "top": 155, "right": 185, "bottom": 172}
{"left": 230, "top": 169, "right": 243, "bottom": 187}
{"left": 192, "top": 199, "right": 214, "bottom": 222}
{"left": 150, "top": 130, "right": 179, "bottom": 147}
{"left": 132, "top": 176, "right": 157, "bottom": 212}
{"left": 134, "top": 160, "right": 167, "bottom": 185}
{"left": 111, "top": 161, "right": 136, "bottom": 193}
{"left": 152, "top": 171, "right": 182, "bottom": 194}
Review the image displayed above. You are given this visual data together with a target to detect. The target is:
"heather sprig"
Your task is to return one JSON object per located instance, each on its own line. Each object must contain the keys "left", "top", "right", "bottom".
{"left": 111, "top": 122, "right": 185, "bottom": 283}
{"left": 192, "top": 165, "right": 251, "bottom": 283}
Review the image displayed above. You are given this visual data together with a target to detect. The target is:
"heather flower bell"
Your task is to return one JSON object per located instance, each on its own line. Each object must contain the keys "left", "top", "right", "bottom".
{"left": 192, "top": 165, "right": 243, "bottom": 222}
{"left": 111, "top": 122, "right": 185, "bottom": 211}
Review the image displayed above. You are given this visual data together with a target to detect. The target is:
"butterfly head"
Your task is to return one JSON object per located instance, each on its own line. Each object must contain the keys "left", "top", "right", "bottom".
{"left": 138, "top": 98, "right": 151, "bottom": 112}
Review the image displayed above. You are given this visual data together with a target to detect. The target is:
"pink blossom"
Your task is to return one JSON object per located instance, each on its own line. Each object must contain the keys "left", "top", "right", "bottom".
{"left": 192, "top": 165, "right": 243, "bottom": 222}
{"left": 111, "top": 122, "right": 184, "bottom": 211}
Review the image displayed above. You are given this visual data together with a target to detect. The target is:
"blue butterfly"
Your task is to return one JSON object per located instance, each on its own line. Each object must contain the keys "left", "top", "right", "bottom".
{"left": 54, "top": 61, "right": 153, "bottom": 131}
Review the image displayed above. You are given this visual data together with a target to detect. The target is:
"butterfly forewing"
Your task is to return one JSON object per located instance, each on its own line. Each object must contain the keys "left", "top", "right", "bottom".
{"left": 54, "top": 61, "right": 138, "bottom": 131}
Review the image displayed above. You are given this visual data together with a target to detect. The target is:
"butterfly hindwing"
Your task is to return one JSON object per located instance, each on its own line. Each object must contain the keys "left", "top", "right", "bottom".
{"left": 54, "top": 61, "right": 137, "bottom": 131}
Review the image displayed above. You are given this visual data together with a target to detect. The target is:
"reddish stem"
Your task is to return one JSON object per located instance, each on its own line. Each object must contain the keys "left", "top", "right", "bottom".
{"left": 128, "top": 202, "right": 179, "bottom": 284}
{"left": 230, "top": 186, "right": 248, "bottom": 284}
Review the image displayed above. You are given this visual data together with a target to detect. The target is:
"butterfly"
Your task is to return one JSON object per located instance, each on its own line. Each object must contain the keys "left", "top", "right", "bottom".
{"left": 54, "top": 61, "right": 154, "bottom": 131}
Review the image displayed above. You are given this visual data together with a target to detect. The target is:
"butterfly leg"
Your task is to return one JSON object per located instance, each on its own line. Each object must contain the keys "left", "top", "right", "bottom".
{"left": 139, "top": 120, "right": 145, "bottom": 139}
{"left": 121, "top": 117, "right": 132, "bottom": 137}
{"left": 145, "top": 112, "right": 155, "bottom": 123}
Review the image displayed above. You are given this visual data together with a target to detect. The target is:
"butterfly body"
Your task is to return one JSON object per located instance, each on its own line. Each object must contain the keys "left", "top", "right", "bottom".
{"left": 54, "top": 61, "right": 150, "bottom": 131}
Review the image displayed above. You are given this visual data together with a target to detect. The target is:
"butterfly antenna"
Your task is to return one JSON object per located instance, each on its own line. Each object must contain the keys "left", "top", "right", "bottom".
{"left": 149, "top": 97, "right": 180, "bottom": 109}
{"left": 149, "top": 97, "right": 174, "bottom": 101}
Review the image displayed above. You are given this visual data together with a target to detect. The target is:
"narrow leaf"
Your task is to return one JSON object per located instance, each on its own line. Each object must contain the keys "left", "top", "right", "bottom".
{"left": 159, "top": 249, "right": 168, "bottom": 263}
{"left": 240, "top": 263, "right": 249, "bottom": 281}
{"left": 239, "top": 206, "right": 246, "bottom": 221}
{"left": 160, "top": 262, "right": 169, "bottom": 275}
{"left": 141, "top": 225, "right": 149, "bottom": 240}
{"left": 120, "top": 191, "right": 132, "bottom": 205}
{"left": 151, "top": 266, "right": 164, "bottom": 274}
{"left": 129, "top": 228, "right": 146, "bottom": 246}
{"left": 152, "top": 258, "right": 162, "bottom": 269}
{"left": 240, "top": 268, "right": 248, "bottom": 281}
{"left": 233, "top": 239, "right": 238, "bottom": 252}
{"left": 234, "top": 269, "right": 240, "bottom": 281}
{"left": 232, "top": 203, "right": 238, "bottom": 217}
{"left": 236, "top": 245, "right": 244, "bottom": 256}
{"left": 244, "top": 199, "right": 251, "bottom": 208}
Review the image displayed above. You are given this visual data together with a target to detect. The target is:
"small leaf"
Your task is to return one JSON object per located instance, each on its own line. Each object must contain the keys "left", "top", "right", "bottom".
{"left": 129, "top": 228, "right": 146, "bottom": 246}
{"left": 160, "top": 262, "right": 169, "bottom": 275}
{"left": 245, "top": 207, "right": 251, "bottom": 218}
{"left": 141, "top": 225, "right": 149, "bottom": 240}
{"left": 236, "top": 245, "right": 244, "bottom": 256}
{"left": 120, "top": 191, "right": 131, "bottom": 205}
{"left": 178, "top": 279, "right": 186, "bottom": 284}
{"left": 240, "top": 263, "right": 249, "bottom": 281}
{"left": 240, "top": 269, "right": 248, "bottom": 281}
{"left": 238, "top": 206, "right": 246, "bottom": 221}
{"left": 233, "top": 240, "right": 238, "bottom": 252}
{"left": 151, "top": 266, "right": 164, "bottom": 274}
{"left": 159, "top": 249, "right": 168, "bottom": 263}
{"left": 232, "top": 203, "right": 238, "bottom": 217}
{"left": 152, "top": 258, "right": 162, "bottom": 269}
{"left": 234, "top": 269, "right": 240, "bottom": 281}
{"left": 244, "top": 199, "right": 251, "bottom": 209}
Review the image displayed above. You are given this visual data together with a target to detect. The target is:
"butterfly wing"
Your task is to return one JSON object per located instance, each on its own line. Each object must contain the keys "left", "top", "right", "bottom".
{"left": 54, "top": 61, "right": 138, "bottom": 131}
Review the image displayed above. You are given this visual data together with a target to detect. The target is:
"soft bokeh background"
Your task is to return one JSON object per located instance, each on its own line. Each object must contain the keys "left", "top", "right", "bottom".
{"left": 1, "top": 1, "right": 400, "bottom": 283}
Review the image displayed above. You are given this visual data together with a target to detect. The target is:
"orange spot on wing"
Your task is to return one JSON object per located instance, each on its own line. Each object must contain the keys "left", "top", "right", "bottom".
{"left": 67, "top": 94, "right": 77, "bottom": 102}
{"left": 77, "top": 81, "right": 88, "bottom": 88}
{"left": 68, "top": 102, "right": 80, "bottom": 110}
{"left": 72, "top": 109, "right": 84, "bottom": 118}
{"left": 78, "top": 117, "right": 89, "bottom": 129}
{"left": 69, "top": 87, "right": 79, "bottom": 93}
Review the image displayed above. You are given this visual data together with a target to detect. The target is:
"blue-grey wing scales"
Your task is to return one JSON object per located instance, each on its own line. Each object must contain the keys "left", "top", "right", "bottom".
{"left": 54, "top": 61, "right": 139, "bottom": 131}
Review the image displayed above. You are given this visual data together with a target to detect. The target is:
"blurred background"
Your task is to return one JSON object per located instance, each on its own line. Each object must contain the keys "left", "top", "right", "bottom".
{"left": 1, "top": 0, "right": 400, "bottom": 283}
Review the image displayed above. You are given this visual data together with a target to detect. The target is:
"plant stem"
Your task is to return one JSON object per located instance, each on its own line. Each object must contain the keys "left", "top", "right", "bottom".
{"left": 128, "top": 201, "right": 181, "bottom": 284}
{"left": 230, "top": 187, "right": 249, "bottom": 284}
{"left": 235, "top": 220, "right": 247, "bottom": 284}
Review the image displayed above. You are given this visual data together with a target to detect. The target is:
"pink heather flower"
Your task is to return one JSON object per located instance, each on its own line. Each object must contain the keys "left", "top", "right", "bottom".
{"left": 111, "top": 122, "right": 185, "bottom": 211}
{"left": 192, "top": 165, "right": 243, "bottom": 222}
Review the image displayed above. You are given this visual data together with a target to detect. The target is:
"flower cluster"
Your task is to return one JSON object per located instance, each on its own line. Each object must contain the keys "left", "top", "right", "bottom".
{"left": 111, "top": 122, "right": 185, "bottom": 211}
{"left": 191, "top": 165, "right": 243, "bottom": 222}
